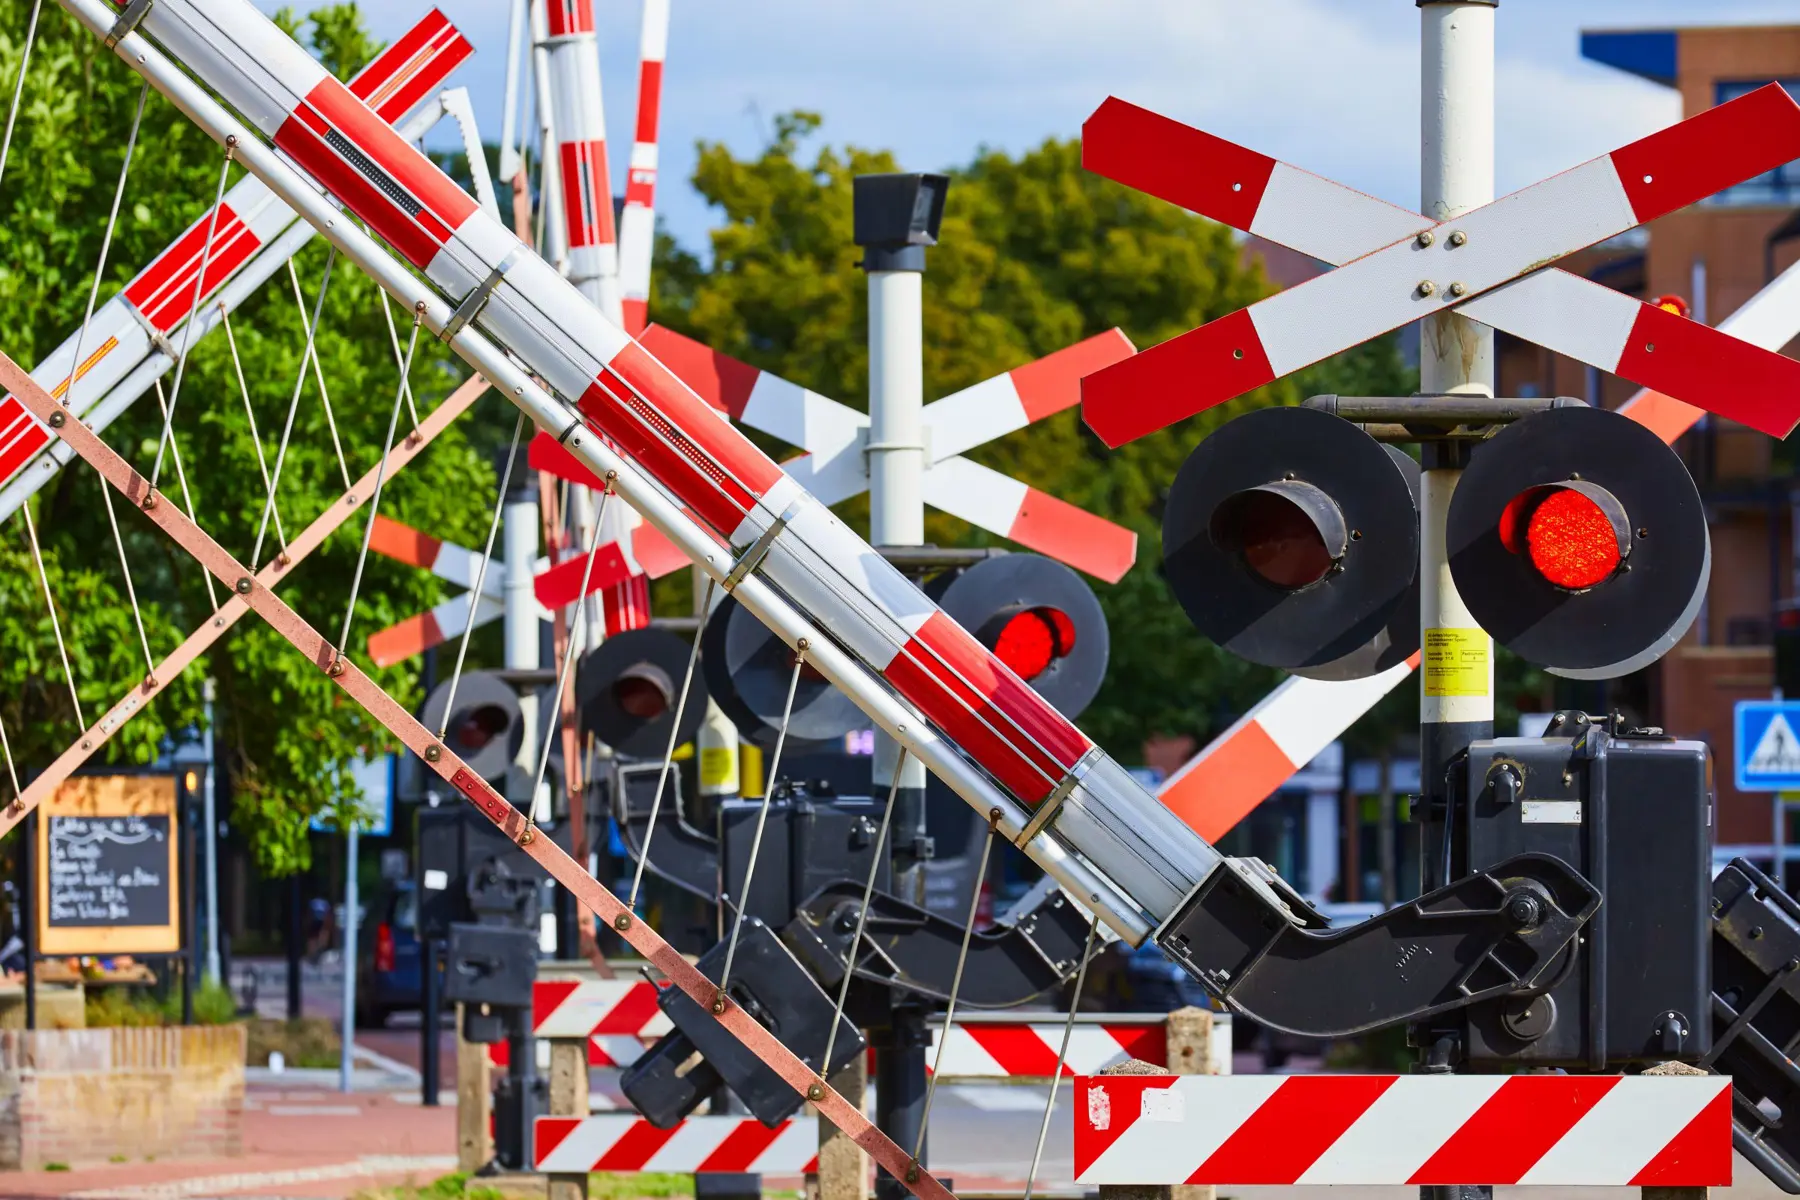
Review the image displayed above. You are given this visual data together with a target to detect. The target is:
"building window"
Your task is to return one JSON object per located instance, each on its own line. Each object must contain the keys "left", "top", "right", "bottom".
{"left": 1708, "top": 80, "right": 1800, "bottom": 206}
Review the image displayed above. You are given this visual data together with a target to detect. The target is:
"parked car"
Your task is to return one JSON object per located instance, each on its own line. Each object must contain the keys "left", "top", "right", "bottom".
{"left": 356, "top": 881, "right": 441, "bottom": 1027}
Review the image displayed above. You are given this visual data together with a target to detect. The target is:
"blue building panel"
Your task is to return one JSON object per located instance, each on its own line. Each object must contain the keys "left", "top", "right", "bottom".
{"left": 1581, "top": 30, "right": 1678, "bottom": 87}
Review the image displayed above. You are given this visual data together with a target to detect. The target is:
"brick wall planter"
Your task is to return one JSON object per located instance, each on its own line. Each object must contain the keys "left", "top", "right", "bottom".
{"left": 0, "top": 1025, "right": 246, "bottom": 1170}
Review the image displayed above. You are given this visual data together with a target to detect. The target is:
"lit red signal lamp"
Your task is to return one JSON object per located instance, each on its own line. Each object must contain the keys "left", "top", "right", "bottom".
{"left": 1498, "top": 482, "right": 1631, "bottom": 591}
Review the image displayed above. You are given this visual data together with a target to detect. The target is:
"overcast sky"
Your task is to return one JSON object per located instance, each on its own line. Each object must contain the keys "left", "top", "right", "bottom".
{"left": 250, "top": 0, "right": 1800, "bottom": 257}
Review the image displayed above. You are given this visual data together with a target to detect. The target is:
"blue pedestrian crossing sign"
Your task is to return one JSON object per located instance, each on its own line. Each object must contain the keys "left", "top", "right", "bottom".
{"left": 1735, "top": 700, "right": 1800, "bottom": 791}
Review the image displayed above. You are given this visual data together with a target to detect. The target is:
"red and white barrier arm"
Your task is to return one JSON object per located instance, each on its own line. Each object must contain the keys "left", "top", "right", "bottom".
{"left": 618, "top": 0, "right": 669, "bottom": 335}
{"left": 0, "top": 359, "right": 947, "bottom": 1200}
{"left": 1080, "top": 93, "right": 1800, "bottom": 444}
{"left": 543, "top": 0, "right": 622, "bottom": 323}
{"left": 0, "top": 9, "right": 469, "bottom": 520}
{"left": 1073, "top": 1074, "right": 1729, "bottom": 1187}
{"left": 71, "top": 0, "right": 1157, "bottom": 946}
{"left": 536, "top": 1116, "right": 819, "bottom": 1175}
{"left": 0, "top": 372, "right": 489, "bottom": 839}
{"left": 638, "top": 324, "right": 1139, "bottom": 582}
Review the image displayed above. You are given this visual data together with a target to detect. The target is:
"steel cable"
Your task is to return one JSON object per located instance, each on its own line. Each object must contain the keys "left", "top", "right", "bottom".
{"left": 626, "top": 575, "right": 714, "bottom": 912}
{"left": 1022, "top": 912, "right": 1102, "bottom": 1200}
{"left": 248, "top": 248, "right": 335, "bottom": 571}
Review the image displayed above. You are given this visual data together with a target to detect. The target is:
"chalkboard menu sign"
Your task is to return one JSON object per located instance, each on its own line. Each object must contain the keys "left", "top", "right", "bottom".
{"left": 37, "top": 775, "right": 180, "bottom": 955}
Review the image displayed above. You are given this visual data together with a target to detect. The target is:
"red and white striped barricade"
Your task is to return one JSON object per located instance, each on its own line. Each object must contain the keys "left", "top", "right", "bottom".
{"left": 1072, "top": 1073, "right": 1731, "bottom": 1187}
{"left": 535, "top": 1115, "right": 819, "bottom": 1176}
{"left": 489, "top": 978, "right": 674, "bottom": 1071}
{"left": 926, "top": 1011, "right": 1231, "bottom": 1080}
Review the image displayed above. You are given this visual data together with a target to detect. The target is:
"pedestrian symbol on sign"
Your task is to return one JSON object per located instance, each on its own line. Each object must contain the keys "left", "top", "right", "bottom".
{"left": 1749, "top": 714, "right": 1800, "bottom": 776}
{"left": 1735, "top": 701, "right": 1800, "bottom": 791}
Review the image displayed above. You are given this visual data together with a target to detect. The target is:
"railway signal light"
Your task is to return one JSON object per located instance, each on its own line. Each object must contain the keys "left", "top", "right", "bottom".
{"left": 1448, "top": 405, "right": 1709, "bottom": 679}
{"left": 1162, "top": 406, "right": 1420, "bottom": 679}
{"left": 419, "top": 670, "right": 525, "bottom": 784}
{"left": 577, "top": 628, "right": 711, "bottom": 759}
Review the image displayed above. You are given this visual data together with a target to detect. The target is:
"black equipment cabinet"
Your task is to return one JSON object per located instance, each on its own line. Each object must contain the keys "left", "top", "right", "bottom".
{"left": 1456, "top": 718, "right": 1711, "bottom": 1068}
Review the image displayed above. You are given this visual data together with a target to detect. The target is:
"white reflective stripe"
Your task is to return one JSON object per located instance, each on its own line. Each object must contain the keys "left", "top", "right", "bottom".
{"left": 1250, "top": 157, "right": 1638, "bottom": 379}
{"left": 739, "top": 370, "right": 865, "bottom": 451}
{"left": 1081, "top": 1076, "right": 1285, "bottom": 1184}
{"left": 145, "top": 0, "right": 327, "bottom": 135}
{"left": 546, "top": 38, "right": 607, "bottom": 144}
{"left": 782, "top": 444, "right": 869, "bottom": 507}
{"left": 590, "top": 1035, "right": 647, "bottom": 1065}
{"left": 431, "top": 591, "right": 503, "bottom": 641}
{"left": 1253, "top": 662, "right": 1414, "bottom": 768}
{"left": 646, "top": 1120, "right": 735, "bottom": 1170}
{"left": 1062, "top": 1026, "right": 1138, "bottom": 1074}
{"left": 1458, "top": 270, "right": 1634, "bottom": 373}
{"left": 638, "top": 0, "right": 670, "bottom": 61}
{"left": 618, "top": 205, "right": 654, "bottom": 293}
{"left": 1518, "top": 1078, "right": 1726, "bottom": 1186}
{"left": 1251, "top": 161, "right": 1422, "bottom": 268}
{"left": 1297, "top": 1075, "right": 1503, "bottom": 1184}
{"left": 537, "top": 1117, "right": 630, "bottom": 1172}
{"left": 925, "top": 1027, "right": 1007, "bottom": 1077}
{"left": 922, "top": 372, "right": 1025, "bottom": 463}
{"left": 535, "top": 980, "right": 644, "bottom": 1038}
{"left": 629, "top": 142, "right": 659, "bottom": 171}
{"left": 1714, "top": 252, "right": 1800, "bottom": 347}
{"left": 921, "top": 456, "right": 1028, "bottom": 540}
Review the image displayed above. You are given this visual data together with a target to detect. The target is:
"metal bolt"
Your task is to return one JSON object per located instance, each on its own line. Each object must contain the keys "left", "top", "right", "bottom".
{"left": 235, "top": 577, "right": 252, "bottom": 595}
{"left": 1448, "top": 230, "right": 1468, "bottom": 247}
{"left": 225, "top": 134, "right": 238, "bottom": 148}
{"left": 613, "top": 913, "right": 632, "bottom": 931}
{"left": 711, "top": 990, "right": 728, "bottom": 1015}
{"left": 346, "top": 493, "right": 357, "bottom": 504}
{"left": 1448, "top": 281, "right": 1467, "bottom": 298}
{"left": 47, "top": 410, "right": 65, "bottom": 428}
{"left": 1505, "top": 893, "right": 1543, "bottom": 929}
{"left": 806, "top": 1083, "right": 825, "bottom": 1102}
{"left": 81, "top": 740, "right": 91, "bottom": 751}
{"left": 796, "top": 637, "right": 809, "bottom": 651}
{"left": 1752, "top": 926, "right": 1766, "bottom": 940}
{"left": 905, "top": 1165, "right": 921, "bottom": 1185}
{"left": 518, "top": 824, "right": 536, "bottom": 846}
{"left": 1568, "top": 472, "right": 1582, "bottom": 481}
{"left": 1637, "top": 527, "right": 1650, "bottom": 539}
{"left": 1418, "top": 280, "right": 1437, "bottom": 297}
{"left": 1350, "top": 529, "right": 1363, "bottom": 540}
{"left": 327, "top": 657, "right": 347, "bottom": 678}
{"left": 140, "top": 490, "right": 157, "bottom": 510}
{"left": 1416, "top": 231, "right": 1435, "bottom": 248}
{"left": 276, "top": 552, "right": 292, "bottom": 568}
{"left": 424, "top": 745, "right": 442, "bottom": 763}
{"left": 1232, "top": 348, "right": 1244, "bottom": 360}
{"left": 1645, "top": 343, "right": 1655, "bottom": 353}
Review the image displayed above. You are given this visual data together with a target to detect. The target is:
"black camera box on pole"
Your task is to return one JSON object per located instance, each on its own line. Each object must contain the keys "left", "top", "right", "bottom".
{"left": 1457, "top": 717, "right": 1711, "bottom": 1068}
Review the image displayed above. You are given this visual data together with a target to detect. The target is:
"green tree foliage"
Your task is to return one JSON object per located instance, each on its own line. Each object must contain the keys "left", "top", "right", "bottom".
{"left": 651, "top": 112, "right": 1413, "bottom": 759}
{"left": 0, "top": 3, "right": 496, "bottom": 873}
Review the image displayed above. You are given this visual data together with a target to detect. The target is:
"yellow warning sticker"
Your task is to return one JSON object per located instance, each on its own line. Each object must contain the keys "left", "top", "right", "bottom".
{"left": 699, "top": 745, "right": 739, "bottom": 790}
{"left": 1423, "top": 628, "right": 1490, "bottom": 697}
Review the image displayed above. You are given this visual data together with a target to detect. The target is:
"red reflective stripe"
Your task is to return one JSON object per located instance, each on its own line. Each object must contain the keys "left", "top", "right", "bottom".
{"left": 534, "top": 1116, "right": 582, "bottom": 1167}
{"left": 123, "top": 205, "right": 256, "bottom": 332}
{"left": 1629, "top": 1084, "right": 1733, "bottom": 1187}
{"left": 1409, "top": 1075, "right": 1620, "bottom": 1185}
{"left": 559, "top": 140, "right": 617, "bottom": 248}
{"left": 534, "top": 544, "right": 634, "bottom": 609}
{"left": 1613, "top": 83, "right": 1800, "bottom": 223}
{"left": 1009, "top": 328, "right": 1135, "bottom": 423}
{"left": 634, "top": 61, "right": 663, "bottom": 144}
{"left": 639, "top": 325, "right": 762, "bottom": 418}
{"left": 594, "top": 981, "right": 662, "bottom": 1035}
{"left": 622, "top": 297, "right": 649, "bottom": 336}
{"left": 605, "top": 575, "right": 653, "bottom": 635}
{"left": 633, "top": 523, "right": 691, "bottom": 578}
{"left": 528, "top": 430, "right": 607, "bottom": 490}
{"left": 1007, "top": 487, "right": 1136, "bottom": 583}
{"left": 545, "top": 0, "right": 595, "bottom": 38}
{"left": 533, "top": 979, "right": 581, "bottom": 1031}
{"left": 0, "top": 414, "right": 48, "bottom": 485}
{"left": 1615, "top": 301, "right": 1800, "bottom": 439}
{"left": 887, "top": 612, "right": 1089, "bottom": 805}
{"left": 1073, "top": 1076, "right": 1177, "bottom": 1177}
{"left": 367, "top": 609, "right": 445, "bottom": 668}
{"left": 1192, "top": 1076, "right": 1396, "bottom": 1184}
{"left": 1159, "top": 720, "right": 1294, "bottom": 843}
{"left": 1105, "top": 1023, "right": 1165, "bottom": 1067}
{"left": 275, "top": 78, "right": 476, "bottom": 269}
{"left": 1082, "top": 96, "right": 1276, "bottom": 231}
{"left": 962, "top": 1025, "right": 1064, "bottom": 1078}
{"left": 595, "top": 1118, "right": 680, "bottom": 1170}
{"left": 698, "top": 1120, "right": 786, "bottom": 1172}
{"left": 368, "top": 515, "right": 443, "bottom": 570}
{"left": 583, "top": 340, "right": 784, "bottom": 529}
{"left": 1081, "top": 308, "right": 1275, "bottom": 448}
{"left": 352, "top": 10, "right": 471, "bottom": 123}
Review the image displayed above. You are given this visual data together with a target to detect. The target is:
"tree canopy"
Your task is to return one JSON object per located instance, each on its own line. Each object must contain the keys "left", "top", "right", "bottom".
{"left": 0, "top": 2, "right": 498, "bottom": 873}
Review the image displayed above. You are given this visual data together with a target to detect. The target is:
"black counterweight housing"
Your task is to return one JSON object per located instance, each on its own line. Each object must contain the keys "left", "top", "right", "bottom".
{"left": 1455, "top": 718, "right": 1711, "bottom": 1068}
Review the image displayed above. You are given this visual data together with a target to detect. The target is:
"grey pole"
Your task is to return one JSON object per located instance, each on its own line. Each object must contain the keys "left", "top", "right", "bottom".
{"left": 202, "top": 677, "right": 221, "bottom": 984}
{"left": 339, "top": 816, "right": 359, "bottom": 1093}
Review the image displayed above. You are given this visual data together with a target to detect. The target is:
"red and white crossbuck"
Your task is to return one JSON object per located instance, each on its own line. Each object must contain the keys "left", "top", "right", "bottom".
{"left": 535, "top": 1115, "right": 818, "bottom": 1175}
{"left": 1074, "top": 1073, "right": 1730, "bottom": 1187}
{"left": 1080, "top": 88, "right": 1800, "bottom": 444}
